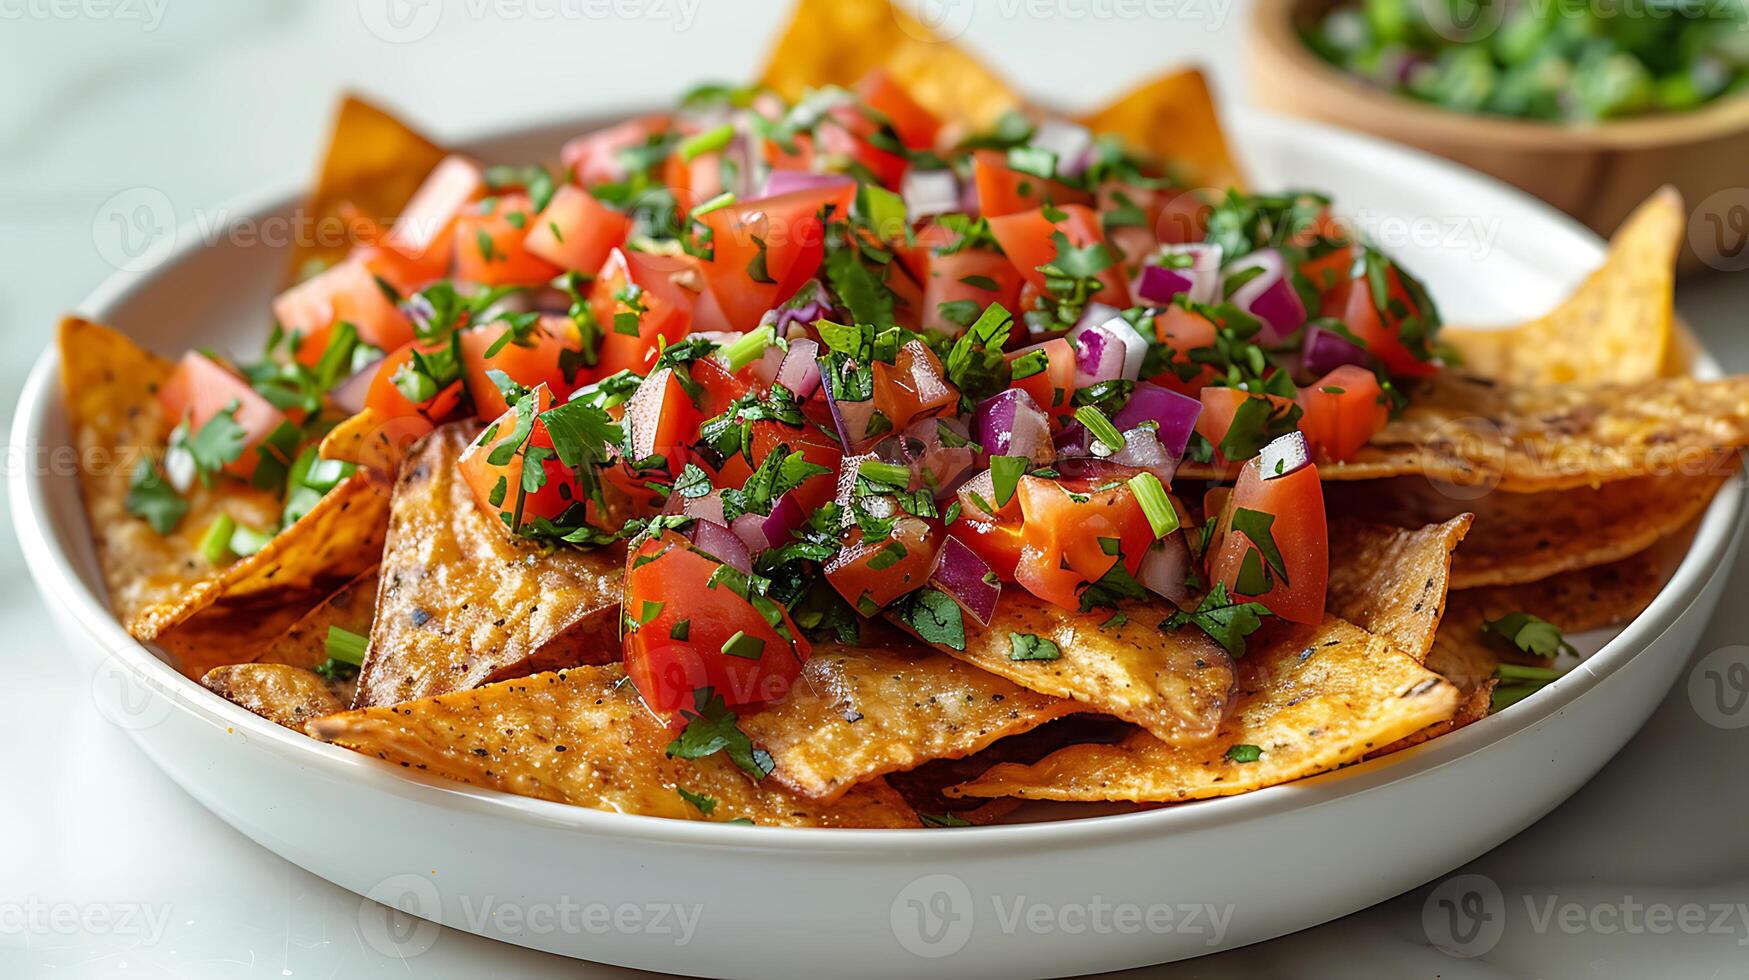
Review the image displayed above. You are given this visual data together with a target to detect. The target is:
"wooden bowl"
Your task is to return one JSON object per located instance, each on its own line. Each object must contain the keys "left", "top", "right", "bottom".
{"left": 1249, "top": 0, "right": 1749, "bottom": 271}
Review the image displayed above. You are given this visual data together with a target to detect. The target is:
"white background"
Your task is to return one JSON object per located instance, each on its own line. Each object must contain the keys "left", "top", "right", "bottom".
{"left": 4, "top": 0, "right": 1749, "bottom": 976}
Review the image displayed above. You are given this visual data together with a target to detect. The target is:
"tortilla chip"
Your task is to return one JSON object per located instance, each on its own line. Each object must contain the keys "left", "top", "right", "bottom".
{"left": 888, "top": 713, "right": 1134, "bottom": 822}
{"left": 1079, "top": 68, "right": 1245, "bottom": 191}
{"left": 311, "top": 666, "right": 918, "bottom": 827}
{"left": 897, "top": 592, "right": 1236, "bottom": 746}
{"left": 948, "top": 617, "right": 1459, "bottom": 802}
{"left": 287, "top": 94, "right": 447, "bottom": 283}
{"left": 318, "top": 408, "right": 435, "bottom": 475}
{"left": 203, "top": 663, "right": 346, "bottom": 731}
{"left": 61, "top": 318, "right": 390, "bottom": 640}
{"left": 1427, "top": 549, "right": 1666, "bottom": 695}
{"left": 759, "top": 0, "right": 1019, "bottom": 129}
{"left": 1442, "top": 188, "right": 1681, "bottom": 386}
{"left": 156, "top": 596, "right": 328, "bottom": 680}
{"left": 1333, "top": 463, "right": 1735, "bottom": 589}
{"left": 251, "top": 565, "right": 378, "bottom": 704}
{"left": 739, "top": 644, "right": 1079, "bottom": 801}
{"left": 355, "top": 424, "right": 622, "bottom": 707}
{"left": 1370, "top": 680, "right": 1496, "bottom": 757}
{"left": 1327, "top": 516, "right": 1472, "bottom": 663}
{"left": 1188, "top": 373, "right": 1749, "bottom": 491}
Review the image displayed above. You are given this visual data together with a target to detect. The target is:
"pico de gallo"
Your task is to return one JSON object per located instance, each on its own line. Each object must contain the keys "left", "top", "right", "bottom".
{"left": 130, "top": 72, "right": 1445, "bottom": 724}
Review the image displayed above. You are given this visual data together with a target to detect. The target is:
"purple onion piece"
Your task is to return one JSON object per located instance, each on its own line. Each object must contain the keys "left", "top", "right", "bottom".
{"left": 1302, "top": 324, "right": 1370, "bottom": 376}
{"left": 1113, "top": 382, "right": 1202, "bottom": 460}
{"left": 758, "top": 170, "right": 855, "bottom": 200}
{"left": 820, "top": 368, "right": 880, "bottom": 453}
{"left": 774, "top": 338, "right": 822, "bottom": 398}
{"left": 332, "top": 358, "right": 383, "bottom": 415}
{"left": 930, "top": 536, "right": 1000, "bottom": 626}
{"left": 1224, "top": 249, "right": 1307, "bottom": 343}
{"left": 1138, "top": 534, "right": 1193, "bottom": 604}
{"left": 1110, "top": 427, "right": 1178, "bottom": 485}
{"left": 901, "top": 168, "right": 960, "bottom": 220}
{"left": 761, "top": 492, "right": 807, "bottom": 548}
{"left": 1135, "top": 243, "right": 1223, "bottom": 306}
{"left": 1134, "top": 264, "right": 1196, "bottom": 305}
{"left": 731, "top": 513, "right": 769, "bottom": 554}
{"left": 689, "top": 519, "right": 752, "bottom": 574}
{"left": 1053, "top": 421, "right": 1092, "bottom": 458}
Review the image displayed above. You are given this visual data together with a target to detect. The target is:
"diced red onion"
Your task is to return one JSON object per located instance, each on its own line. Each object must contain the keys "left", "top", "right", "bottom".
{"left": 820, "top": 368, "right": 881, "bottom": 452}
{"left": 1029, "top": 120, "right": 1093, "bottom": 179}
{"left": 1113, "top": 382, "right": 1201, "bottom": 460}
{"left": 1053, "top": 421, "right": 1091, "bottom": 458}
{"left": 901, "top": 417, "right": 978, "bottom": 499}
{"left": 672, "top": 487, "right": 727, "bottom": 526}
{"left": 1110, "top": 427, "right": 1178, "bottom": 485}
{"left": 1068, "top": 312, "right": 1147, "bottom": 385}
{"left": 956, "top": 469, "right": 1004, "bottom": 519}
{"left": 957, "top": 174, "right": 980, "bottom": 216}
{"left": 758, "top": 170, "right": 855, "bottom": 200}
{"left": 332, "top": 357, "right": 382, "bottom": 415}
{"left": 1053, "top": 457, "right": 1140, "bottom": 483}
{"left": 759, "top": 283, "right": 838, "bottom": 338}
{"left": 1302, "top": 324, "right": 1370, "bottom": 376}
{"left": 761, "top": 492, "right": 807, "bottom": 549}
{"left": 751, "top": 343, "right": 788, "bottom": 387}
{"left": 973, "top": 388, "right": 1053, "bottom": 464}
{"left": 1257, "top": 430, "right": 1312, "bottom": 480}
{"left": 901, "top": 169, "right": 959, "bottom": 219}
{"left": 689, "top": 519, "right": 751, "bottom": 574}
{"left": 1133, "top": 243, "right": 1222, "bottom": 306}
{"left": 1224, "top": 249, "right": 1307, "bottom": 343}
{"left": 730, "top": 513, "right": 769, "bottom": 555}
{"left": 930, "top": 536, "right": 1001, "bottom": 626}
{"left": 774, "top": 337, "right": 822, "bottom": 398}
{"left": 1138, "top": 534, "right": 1194, "bottom": 604}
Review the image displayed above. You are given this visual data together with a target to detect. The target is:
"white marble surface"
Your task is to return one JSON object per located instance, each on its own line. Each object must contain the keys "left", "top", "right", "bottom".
{"left": 3, "top": 2, "right": 1749, "bottom": 977}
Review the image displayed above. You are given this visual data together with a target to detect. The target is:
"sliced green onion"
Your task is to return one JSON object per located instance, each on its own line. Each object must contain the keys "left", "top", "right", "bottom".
{"left": 990, "top": 455, "right": 1027, "bottom": 507}
{"left": 228, "top": 523, "right": 274, "bottom": 558}
{"left": 1490, "top": 683, "right": 1541, "bottom": 713}
{"left": 198, "top": 513, "right": 236, "bottom": 566}
{"left": 721, "top": 630, "right": 765, "bottom": 660}
{"left": 719, "top": 325, "right": 774, "bottom": 373}
{"left": 325, "top": 626, "right": 368, "bottom": 666}
{"left": 860, "top": 184, "right": 908, "bottom": 239}
{"left": 303, "top": 458, "right": 355, "bottom": 492}
{"left": 1127, "top": 472, "right": 1180, "bottom": 539}
{"left": 858, "top": 458, "right": 912, "bottom": 488}
{"left": 688, "top": 191, "right": 736, "bottom": 218}
{"left": 680, "top": 123, "right": 735, "bottom": 162}
{"left": 1075, "top": 405, "right": 1126, "bottom": 453}
{"left": 1494, "top": 663, "right": 1561, "bottom": 682}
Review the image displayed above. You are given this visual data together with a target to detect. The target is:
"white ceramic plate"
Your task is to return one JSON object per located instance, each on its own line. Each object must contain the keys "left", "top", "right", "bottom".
{"left": 11, "top": 109, "right": 1745, "bottom": 979}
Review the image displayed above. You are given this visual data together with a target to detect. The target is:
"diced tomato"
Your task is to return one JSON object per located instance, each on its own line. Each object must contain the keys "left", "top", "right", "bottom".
{"left": 661, "top": 147, "right": 728, "bottom": 212}
{"left": 522, "top": 184, "right": 631, "bottom": 276}
{"left": 871, "top": 340, "right": 958, "bottom": 432}
{"left": 1014, "top": 476, "right": 1152, "bottom": 611}
{"left": 761, "top": 130, "right": 817, "bottom": 174}
{"left": 1208, "top": 454, "right": 1327, "bottom": 624}
{"left": 1154, "top": 189, "right": 1211, "bottom": 245}
{"left": 953, "top": 517, "right": 1023, "bottom": 582}
{"left": 453, "top": 193, "right": 563, "bottom": 287}
{"left": 274, "top": 258, "right": 413, "bottom": 360}
{"left": 920, "top": 248, "right": 1024, "bottom": 335}
{"left": 458, "top": 315, "right": 584, "bottom": 421}
{"left": 157, "top": 352, "right": 290, "bottom": 480}
{"left": 690, "top": 356, "right": 753, "bottom": 419}
{"left": 1195, "top": 387, "right": 1298, "bottom": 464}
{"left": 622, "top": 366, "right": 701, "bottom": 472}
{"left": 457, "top": 385, "right": 584, "bottom": 528}
{"left": 624, "top": 530, "right": 811, "bottom": 718}
{"left": 561, "top": 114, "right": 671, "bottom": 187}
{"left": 1150, "top": 305, "right": 1219, "bottom": 395}
{"left": 855, "top": 69, "right": 941, "bottom": 151}
{"left": 820, "top": 109, "right": 909, "bottom": 189}
{"left": 364, "top": 340, "right": 466, "bottom": 436}
{"left": 750, "top": 420, "right": 842, "bottom": 511}
{"left": 696, "top": 184, "right": 855, "bottom": 330}
{"left": 1296, "top": 365, "right": 1388, "bottom": 462}
{"left": 973, "top": 150, "right": 1093, "bottom": 219}
{"left": 1298, "top": 245, "right": 1354, "bottom": 295}
{"left": 353, "top": 243, "right": 440, "bottom": 295}
{"left": 826, "top": 517, "right": 942, "bottom": 612}
{"left": 894, "top": 221, "right": 956, "bottom": 282}
{"left": 1320, "top": 267, "right": 1437, "bottom": 379}
{"left": 986, "top": 204, "right": 1130, "bottom": 308}
{"left": 384, "top": 155, "right": 485, "bottom": 272}
{"left": 589, "top": 249, "right": 705, "bottom": 376}
{"left": 1005, "top": 339, "right": 1076, "bottom": 421}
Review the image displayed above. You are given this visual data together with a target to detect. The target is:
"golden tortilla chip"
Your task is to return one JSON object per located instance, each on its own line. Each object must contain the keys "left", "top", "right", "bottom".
{"left": 948, "top": 617, "right": 1458, "bottom": 802}
{"left": 1370, "top": 679, "right": 1495, "bottom": 757}
{"left": 759, "top": 0, "right": 1019, "bottom": 129}
{"left": 203, "top": 663, "right": 346, "bottom": 731}
{"left": 1079, "top": 68, "right": 1245, "bottom": 191}
{"left": 888, "top": 713, "right": 1133, "bottom": 823}
{"left": 898, "top": 592, "right": 1235, "bottom": 746}
{"left": 739, "top": 644, "right": 1079, "bottom": 802}
{"left": 156, "top": 596, "right": 327, "bottom": 681}
{"left": 1427, "top": 548, "right": 1666, "bottom": 695}
{"left": 1333, "top": 463, "right": 1735, "bottom": 589}
{"left": 1327, "top": 516, "right": 1472, "bottom": 663}
{"left": 253, "top": 565, "right": 378, "bottom": 704}
{"left": 317, "top": 408, "right": 435, "bottom": 474}
{"left": 311, "top": 666, "right": 918, "bottom": 827}
{"left": 288, "top": 94, "right": 447, "bottom": 283}
{"left": 355, "top": 424, "right": 622, "bottom": 707}
{"left": 1442, "top": 188, "right": 1681, "bottom": 386}
{"left": 61, "top": 318, "right": 390, "bottom": 641}
{"left": 1188, "top": 373, "right": 1749, "bottom": 491}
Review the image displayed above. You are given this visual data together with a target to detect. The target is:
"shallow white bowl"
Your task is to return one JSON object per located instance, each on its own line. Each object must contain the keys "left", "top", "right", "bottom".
{"left": 11, "top": 109, "right": 1744, "bottom": 979}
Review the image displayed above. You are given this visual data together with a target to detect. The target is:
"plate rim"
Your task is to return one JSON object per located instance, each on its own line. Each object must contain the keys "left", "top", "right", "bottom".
{"left": 12, "top": 105, "right": 1743, "bottom": 851}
